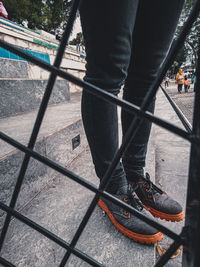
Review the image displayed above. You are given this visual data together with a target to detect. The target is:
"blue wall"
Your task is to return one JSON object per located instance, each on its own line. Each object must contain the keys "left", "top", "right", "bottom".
{"left": 0, "top": 46, "right": 50, "bottom": 64}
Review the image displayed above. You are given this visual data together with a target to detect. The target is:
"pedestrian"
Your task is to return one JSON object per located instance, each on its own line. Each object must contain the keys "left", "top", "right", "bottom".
{"left": 80, "top": 0, "right": 184, "bottom": 244}
{"left": 76, "top": 33, "right": 81, "bottom": 52}
{"left": 80, "top": 39, "right": 85, "bottom": 52}
{"left": 184, "top": 76, "right": 190, "bottom": 92}
{"left": 193, "top": 73, "right": 197, "bottom": 92}
{"left": 176, "top": 68, "right": 184, "bottom": 93}
{"left": 164, "top": 76, "right": 170, "bottom": 88}
{"left": 191, "top": 72, "right": 195, "bottom": 84}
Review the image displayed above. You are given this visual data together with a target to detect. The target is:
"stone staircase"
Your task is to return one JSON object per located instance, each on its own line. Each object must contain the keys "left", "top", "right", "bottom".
{"left": 0, "top": 55, "right": 188, "bottom": 266}
{"left": 0, "top": 57, "right": 88, "bottom": 228}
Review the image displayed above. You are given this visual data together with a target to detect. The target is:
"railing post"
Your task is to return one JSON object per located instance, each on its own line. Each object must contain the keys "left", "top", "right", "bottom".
{"left": 182, "top": 43, "right": 200, "bottom": 267}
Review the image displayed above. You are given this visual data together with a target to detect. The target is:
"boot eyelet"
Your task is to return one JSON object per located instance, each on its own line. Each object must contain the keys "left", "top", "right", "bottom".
{"left": 123, "top": 197, "right": 128, "bottom": 202}
{"left": 123, "top": 211, "right": 130, "bottom": 218}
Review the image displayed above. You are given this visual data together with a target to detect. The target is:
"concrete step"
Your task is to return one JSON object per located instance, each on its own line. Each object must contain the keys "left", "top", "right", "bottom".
{"left": 153, "top": 90, "right": 189, "bottom": 266}
{"left": 1, "top": 146, "right": 157, "bottom": 267}
{"left": 2, "top": 88, "right": 189, "bottom": 266}
{"left": 0, "top": 93, "right": 88, "bottom": 227}
{"left": 0, "top": 58, "right": 29, "bottom": 79}
{"left": 0, "top": 98, "right": 157, "bottom": 266}
{"left": 0, "top": 78, "right": 70, "bottom": 118}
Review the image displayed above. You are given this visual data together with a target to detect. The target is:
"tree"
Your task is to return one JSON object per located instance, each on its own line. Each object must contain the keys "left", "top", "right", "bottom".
{"left": 175, "top": 0, "right": 200, "bottom": 69}
{"left": 169, "top": 46, "right": 188, "bottom": 75}
{"left": 43, "top": 0, "right": 72, "bottom": 32}
{"left": 69, "top": 32, "right": 83, "bottom": 45}
{"left": 3, "top": 0, "right": 45, "bottom": 29}
{"left": 2, "top": 0, "right": 72, "bottom": 32}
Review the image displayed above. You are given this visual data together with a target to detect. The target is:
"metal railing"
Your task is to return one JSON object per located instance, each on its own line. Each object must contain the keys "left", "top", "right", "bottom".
{"left": 160, "top": 85, "right": 192, "bottom": 133}
{"left": 0, "top": 0, "right": 200, "bottom": 266}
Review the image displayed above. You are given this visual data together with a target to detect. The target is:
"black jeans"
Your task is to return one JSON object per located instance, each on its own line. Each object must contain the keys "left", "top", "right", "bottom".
{"left": 80, "top": 0, "right": 184, "bottom": 193}
{"left": 178, "top": 84, "right": 183, "bottom": 92}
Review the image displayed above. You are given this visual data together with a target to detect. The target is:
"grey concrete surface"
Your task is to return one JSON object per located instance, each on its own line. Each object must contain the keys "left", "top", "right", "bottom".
{"left": 0, "top": 58, "right": 29, "bottom": 79}
{"left": 0, "top": 93, "right": 88, "bottom": 227}
{"left": 166, "top": 84, "right": 195, "bottom": 124}
{"left": 0, "top": 119, "right": 88, "bottom": 226}
{"left": 0, "top": 79, "right": 70, "bottom": 118}
{"left": 0, "top": 94, "right": 157, "bottom": 266}
{"left": 153, "top": 89, "right": 190, "bottom": 266}
{"left": 0, "top": 87, "right": 192, "bottom": 266}
{"left": 0, "top": 93, "right": 81, "bottom": 157}
{"left": 1, "top": 147, "right": 156, "bottom": 267}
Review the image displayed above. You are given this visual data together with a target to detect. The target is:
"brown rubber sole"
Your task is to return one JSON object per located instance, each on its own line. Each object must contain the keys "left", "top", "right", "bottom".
{"left": 144, "top": 205, "right": 185, "bottom": 222}
{"left": 98, "top": 199, "right": 163, "bottom": 244}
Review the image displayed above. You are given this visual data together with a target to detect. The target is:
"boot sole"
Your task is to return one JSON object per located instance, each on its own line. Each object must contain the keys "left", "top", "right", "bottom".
{"left": 98, "top": 199, "right": 163, "bottom": 244}
{"left": 144, "top": 205, "right": 184, "bottom": 222}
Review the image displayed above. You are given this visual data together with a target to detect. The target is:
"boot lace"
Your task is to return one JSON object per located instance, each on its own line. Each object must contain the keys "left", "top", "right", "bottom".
{"left": 124, "top": 184, "right": 143, "bottom": 212}
{"left": 142, "top": 173, "right": 163, "bottom": 196}
{"left": 129, "top": 173, "right": 163, "bottom": 201}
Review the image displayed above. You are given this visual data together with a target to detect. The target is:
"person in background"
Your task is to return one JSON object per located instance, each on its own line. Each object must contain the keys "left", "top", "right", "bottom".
{"left": 80, "top": 39, "right": 85, "bottom": 52}
{"left": 80, "top": 0, "right": 184, "bottom": 245}
{"left": 76, "top": 33, "right": 81, "bottom": 52}
{"left": 176, "top": 68, "right": 184, "bottom": 93}
{"left": 184, "top": 76, "right": 190, "bottom": 92}
{"left": 164, "top": 76, "right": 170, "bottom": 88}
{"left": 191, "top": 72, "right": 195, "bottom": 84}
{"left": 192, "top": 72, "right": 197, "bottom": 92}
{"left": 0, "top": 2, "right": 8, "bottom": 19}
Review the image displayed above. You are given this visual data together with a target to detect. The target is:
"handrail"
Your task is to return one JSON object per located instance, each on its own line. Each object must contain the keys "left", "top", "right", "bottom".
{"left": 0, "top": 0, "right": 200, "bottom": 266}
{"left": 160, "top": 85, "right": 192, "bottom": 133}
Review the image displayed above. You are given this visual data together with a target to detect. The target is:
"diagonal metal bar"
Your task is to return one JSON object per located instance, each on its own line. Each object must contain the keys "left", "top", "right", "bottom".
{"left": 155, "top": 239, "right": 183, "bottom": 267}
{"left": 141, "top": 0, "right": 200, "bottom": 111}
{"left": 0, "top": 202, "right": 104, "bottom": 267}
{"left": 0, "top": 256, "right": 15, "bottom": 267}
{"left": 160, "top": 85, "right": 192, "bottom": 133}
{"left": 59, "top": 1, "right": 200, "bottom": 265}
{"left": 0, "top": 131, "right": 183, "bottom": 242}
{"left": 0, "top": 1, "right": 198, "bottom": 266}
{"left": 182, "top": 40, "right": 200, "bottom": 267}
{"left": 0, "top": 41, "right": 198, "bottom": 144}
{"left": 155, "top": 226, "right": 188, "bottom": 267}
{"left": 59, "top": 194, "right": 100, "bottom": 266}
{"left": 0, "top": 0, "right": 81, "bottom": 251}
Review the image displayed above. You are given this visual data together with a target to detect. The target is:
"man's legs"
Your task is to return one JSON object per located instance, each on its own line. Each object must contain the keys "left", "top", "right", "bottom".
{"left": 178, "top": 84, "right": 183, "bottom": 92}
{"left": 79, "top": 0, "right": 184, "bottom": 243}
{"left": 80, "top": 0, "right": 139, "bottom": 193}
{"left": 185, "top": 85, "right": 188, "bottom": 92}
{"left": 122, "top": 0, "right": 184, "bottom": 180}
{"left": 79, "top": 0, "right": 163, "bottom": 244}
{"left": 121, "top": 0, "right": 184, "bottom": 221}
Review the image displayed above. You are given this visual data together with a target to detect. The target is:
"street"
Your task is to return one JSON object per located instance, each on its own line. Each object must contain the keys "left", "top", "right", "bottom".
{"left": 165, "top": 82, "right": 195, "bottom": 125}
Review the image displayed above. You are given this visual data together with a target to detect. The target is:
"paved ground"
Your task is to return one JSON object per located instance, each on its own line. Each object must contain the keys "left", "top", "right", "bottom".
{"left": 153, "top": 89, "right": 191, "bottom": 266}
{"left": 0, "top": 85, "right": 194, "bottom": 267}
{"left": 165, "top": 83, "right": 195, "bottom": 124}
{"left": 0, "top": 93, "right": 81, "bottom": 157}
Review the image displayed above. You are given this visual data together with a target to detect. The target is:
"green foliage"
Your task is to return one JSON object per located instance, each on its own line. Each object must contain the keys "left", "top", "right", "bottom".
{"left": 69, "top": 32, "right": 83, "bottom": 45}
{"left": 2, "top": 0, "right": 72, "bottom": 32}
{"left": 3, "top": 0, "right": 45, "bottom": 28}
{"left": 174, "top": 0, "right": 200, "bottom": 69}
{"left": 169, "top": 46, "right": 188, "bottom": 74}
{"left": 43, "top": 0, "right": 72, "bottom": 32}
{"left": 69, "top": 38, "right": 76, "bottom": 45}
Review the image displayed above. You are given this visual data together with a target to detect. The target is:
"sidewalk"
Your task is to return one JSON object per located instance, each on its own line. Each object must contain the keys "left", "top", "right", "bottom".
{"left": 0, "top": 88, "right": 190, "bottom": 266}
{"left": 153, "top": 89, "right": 190, "bottom": 266}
